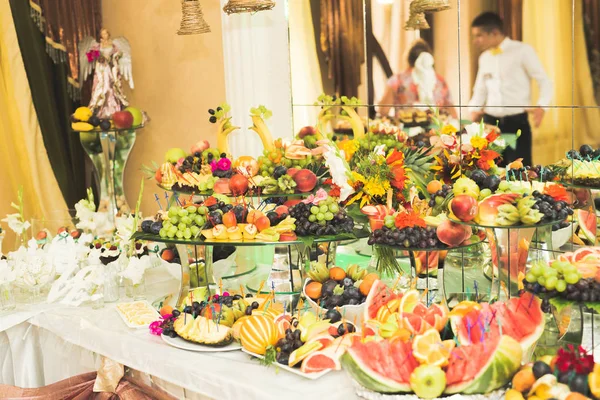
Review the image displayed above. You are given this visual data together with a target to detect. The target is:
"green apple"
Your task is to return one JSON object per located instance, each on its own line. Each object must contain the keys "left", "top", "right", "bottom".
{"left": 452, "top": 177, "right": 480, "bottom": 199}
{"left": 165, "top": 148, "right": 187, "bottom": 163}
{"left": 124, "top": 106, "right": 143, "bottom": 126}
{"left": 409, "top": 365, "right": 446, "bottom": 399}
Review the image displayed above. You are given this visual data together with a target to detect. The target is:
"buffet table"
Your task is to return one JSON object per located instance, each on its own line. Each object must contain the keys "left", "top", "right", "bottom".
{"left": 0, "top": 266, "right": 358, "bottom": 400}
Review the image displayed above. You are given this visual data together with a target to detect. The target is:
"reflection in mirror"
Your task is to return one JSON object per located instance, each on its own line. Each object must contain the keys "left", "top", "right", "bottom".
{"left": 289, "top": 0, "right": 367, "bottom": 107}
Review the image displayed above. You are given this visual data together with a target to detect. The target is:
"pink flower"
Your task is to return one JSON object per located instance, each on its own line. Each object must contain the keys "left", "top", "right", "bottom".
{"left": 210, "top": 160, "right": 218, "bottom": 172}
{"left": 301, "top": 188, "right": 328, "bottom": 205}
{"left": 217, "top": 158, "right": 231, "bottom": 171}
{"left": 86, "top": 50, "right": 100, "bottom": 63}
{"left": 149, "top": 320, "right": 162, "bottom": 336}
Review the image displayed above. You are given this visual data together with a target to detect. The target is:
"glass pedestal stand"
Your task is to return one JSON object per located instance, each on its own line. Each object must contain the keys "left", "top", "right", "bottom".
{"left": 563, "top": 184, "right": 597, "bottom": 246}
{"left": 450, "top": 219, "right": 558, "bottom": 299}
{"left": 76, "top": 125, "right": 144, "bottom": 232}
{"left": 375, "top": 238, "right": 484, "bottom": 304}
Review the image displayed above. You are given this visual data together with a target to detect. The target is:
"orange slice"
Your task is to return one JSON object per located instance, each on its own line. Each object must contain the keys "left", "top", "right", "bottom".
{"left": 412, "top": 329, "right": 454, "bottom": 367}
{"left": 448, "top": 301, "right": 482, "bottom": 317}
{"left": 399, "top": 290, "right": 420, "bottom": 313}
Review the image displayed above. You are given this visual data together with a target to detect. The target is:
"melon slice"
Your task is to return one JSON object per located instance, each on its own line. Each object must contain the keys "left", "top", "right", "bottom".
{"left": 445, "top": 335, "right": 522, "bottom": 394}
{"left": 576, "top": 209, "right": 597, "bottom": 243}
{"left": 342, "top": 339, "right": 418, "bottom": 393}
{"left": 364, "top": 280, "right": 399, "bottom": 321}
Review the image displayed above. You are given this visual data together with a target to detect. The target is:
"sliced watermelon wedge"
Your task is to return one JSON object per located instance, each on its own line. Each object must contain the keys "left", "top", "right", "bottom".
{"left": 445, "top": 334, "right": 522, "bottom": 394}
{"left": 364, "top": 280, "right": 399, "bottom": 321}
{"left": 342, "top": 339, "right": 418, "bottom": 393}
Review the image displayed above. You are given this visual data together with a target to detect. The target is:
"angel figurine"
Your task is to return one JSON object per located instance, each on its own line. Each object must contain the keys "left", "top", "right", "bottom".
{"left": 79, "top": 28, "right": 134, "bottom": 119}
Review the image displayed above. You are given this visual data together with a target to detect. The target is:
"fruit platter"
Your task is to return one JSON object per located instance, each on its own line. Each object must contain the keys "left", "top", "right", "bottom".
{"left": 553, "top": 144, "right": 600, "bottom": 188}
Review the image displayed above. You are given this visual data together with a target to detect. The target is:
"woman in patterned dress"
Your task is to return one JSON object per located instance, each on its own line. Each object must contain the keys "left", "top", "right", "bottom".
{"left": 378, "top": 40, "right": 457, "bottom": 118}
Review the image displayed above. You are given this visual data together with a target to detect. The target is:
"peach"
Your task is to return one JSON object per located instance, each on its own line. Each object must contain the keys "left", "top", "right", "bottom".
{"left": 247, "top": 210, "right": 264, "bottom": 224}
{"left": 293, "top": 169, "right": 317, "bottom": 192}
{"left": 254, "top": 216, "right": 271, "bottom": 232}
{"left": 436, "top": 220, "right": 471, "bottom": 247}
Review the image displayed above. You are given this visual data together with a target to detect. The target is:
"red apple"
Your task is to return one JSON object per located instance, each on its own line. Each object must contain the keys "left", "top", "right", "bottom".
{"left": 293, "top": 169, "right": 317, "bottom": 192}
{"left": 279, "top": 232, "right": 297, "bottom": 241}
{"left": 190, "top": 140, "right": 210, "bottom": 155}
{"left": 450, "top": 195, "right": 479, "bottom": 222}
{"left": 284, "top": 199, "right": 302, "bottom": 208}
{"left": 112, "top": 111, "right": 134, "bottom": 129}
{"left": 298, "top": 126, "right": 316, "bottom": 138}
{"left": 286, "top": 168, "right": 299, "bottom": 178}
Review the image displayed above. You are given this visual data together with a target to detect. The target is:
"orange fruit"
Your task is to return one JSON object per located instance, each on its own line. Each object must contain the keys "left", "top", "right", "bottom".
{"left": 566, "top": 393, "right": 589, "bottom": 400}
{"left": 399, "top": 290, "right": 420, "bottom": 313}
{"left": 511, "top": 368, "right": 536, "bottom": 393}
{"left": 329, "top": 267, "right": 346, "bottom": 281}
{"left": 412, "top": 328, "right": 454, "bottom": 367}
{"left": 359, "top": 279, "right": 375, "bottom": 296}
{"left": 448, "top": 301, "right": 482, "bottom": 317}
{"left": 159, "top": 305, "right": 174, "bottom": 317}
{"left": 426, "top": 180, "right": 443, "bottom": 195}
{"left": 305, "top": 281, "right": 322, "bottom": 300}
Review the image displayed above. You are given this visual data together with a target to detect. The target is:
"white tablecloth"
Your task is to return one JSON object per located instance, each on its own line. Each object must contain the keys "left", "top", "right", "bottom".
{"left": 0, "top": 266, "right": 358, "bottom": 400}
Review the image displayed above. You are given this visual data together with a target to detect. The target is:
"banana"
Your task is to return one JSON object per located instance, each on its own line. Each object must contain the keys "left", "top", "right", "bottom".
{"left": 340, "top": 105, "right": 365, "bottom": 139}
{"left": 216, "top": 117, "right": 240, "bottom": 155}
{"left": 249, "top": 115, "right": 274, "bottom": 152}
{"left": 71, "top": 122, "right": 94, "bottom": 132}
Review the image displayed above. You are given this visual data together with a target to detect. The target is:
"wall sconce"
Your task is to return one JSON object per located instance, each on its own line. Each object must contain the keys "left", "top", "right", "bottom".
{"left": 177, "top": 0, "right": 211, "bottom": 35}
{"left": 223, "top": 0, "right": 275, "bottom": 15}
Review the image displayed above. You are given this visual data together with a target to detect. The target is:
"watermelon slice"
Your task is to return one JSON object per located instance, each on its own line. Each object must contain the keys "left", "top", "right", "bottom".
{"left": 364, "top": 280, "right": 399, "bottom": 321}
{"left": 453, "top": 292, "right": 544, "bottom": 362}
{"left": 445, "top": 334, "right": 522, "bottom": 394}
{"left": 576, "top": 209, "right": 597, "bottom": 243}
{"left": 342, "top": 339, "right": 418, "bottom": 393}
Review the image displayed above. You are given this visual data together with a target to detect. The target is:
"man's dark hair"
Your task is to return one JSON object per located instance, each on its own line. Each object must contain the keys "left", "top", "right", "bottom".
{"left": 407, "top": 39, "right": 432, "bottom": 68}
{"left": 471, "top": 12, "right": 504, "bottom": 33}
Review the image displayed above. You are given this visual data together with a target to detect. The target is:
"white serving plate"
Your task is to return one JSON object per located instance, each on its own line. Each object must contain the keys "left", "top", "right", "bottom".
{"left": 115, "top": 300, "right": 161, "bottom": 329}
{"left": 161, "top": 334, "right": 242, "bottom": 352}
{"left": 241, "top": 348, "right": 332, "bottom": 380}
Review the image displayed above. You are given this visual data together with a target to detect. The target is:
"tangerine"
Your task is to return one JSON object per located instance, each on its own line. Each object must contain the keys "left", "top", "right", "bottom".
{"left": 359, "top": 279, "right": 375, "bottom": 296}
{"left": 511, "top": 368, "right": 536, "bottom": 393}
{"left": 305, "top": 281, "right": 322, "bottom": 300}
{"left": 160, "top": 305, "right": 174, "bottom": 317}
{"left": 426, "top": 180, "right": 443, "bottom": 195}
{"left": 362, "top": 273, "right": 379, "bottom": 283}
{"left": 329, "top": 267, "right": 346, "bottom": 281}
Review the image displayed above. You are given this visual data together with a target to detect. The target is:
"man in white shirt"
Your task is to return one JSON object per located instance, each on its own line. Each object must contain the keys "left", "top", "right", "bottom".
{"left": 468, "top": 12, "right": 553, "bottom": 166}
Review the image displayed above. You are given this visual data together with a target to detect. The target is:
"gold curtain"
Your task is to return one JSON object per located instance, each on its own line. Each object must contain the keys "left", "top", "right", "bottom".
{"left": 320, "top": 0, "right": 365, "bottom": 98}
{"left": 29, "top": 0, "right": 102, "bottom": 98}
{"left": 0, "top": 0, "right": 68, "bottom": 249}
{"left": 523, "top": 0, "right": 600, "bottom": 165}
{"left": 371, "top": 0, "right": 420, "bottom": 102}
{"left": 497, "top": 0, "right": 522, "bottom": 41}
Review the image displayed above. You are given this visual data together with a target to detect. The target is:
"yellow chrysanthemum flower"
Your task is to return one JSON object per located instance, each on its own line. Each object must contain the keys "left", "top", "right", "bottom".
{"left": 441, "top": 125, "right": 458, "bottom": 135}
{"left": 364, "top": 179, "right": 390, "bottom": 197}
{"left": 339, "top": 139, "right": 359, "bottom": 161}
{"left": 470, "top": 136, "right": 488, "bottom": 150}
{"left": 351, "top": 171, "right": 366, "bottom": 184}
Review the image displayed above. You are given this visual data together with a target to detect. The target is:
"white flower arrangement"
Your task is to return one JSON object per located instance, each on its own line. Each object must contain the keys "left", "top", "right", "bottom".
{"left": 322, "top": 143, "right": 355, "bottom": 202}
